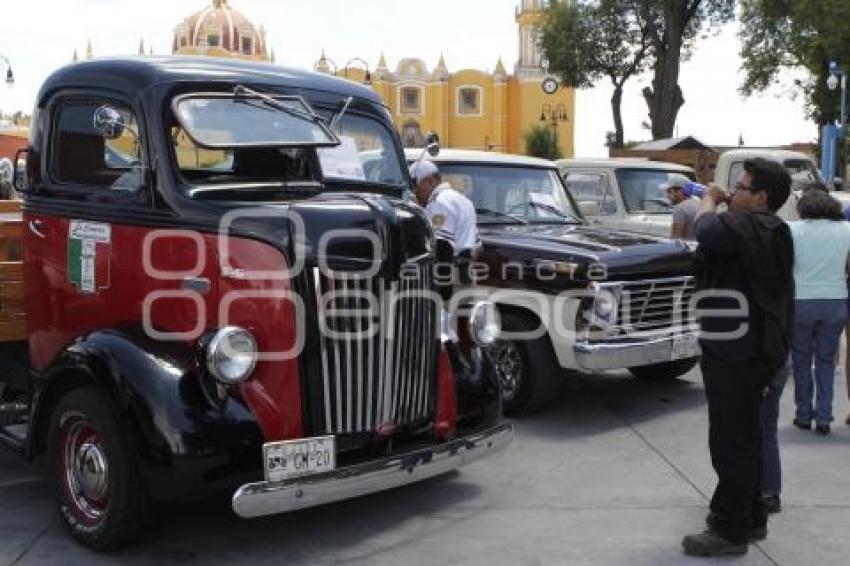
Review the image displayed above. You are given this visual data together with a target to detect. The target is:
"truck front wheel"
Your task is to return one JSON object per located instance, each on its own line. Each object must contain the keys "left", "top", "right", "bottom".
{"left": 490, "top": 312, "right": 560, "bottom": 416}
{"left": 629, "top": 358, "right": 698, "bottom": 381}
{"left": 47, "top": 387, "right": 151, "bottom": 551}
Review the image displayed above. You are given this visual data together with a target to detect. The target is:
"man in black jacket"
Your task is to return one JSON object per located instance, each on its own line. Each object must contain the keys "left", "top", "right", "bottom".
{"left": 682, "top": 158, "right": 793, "bottom": 557}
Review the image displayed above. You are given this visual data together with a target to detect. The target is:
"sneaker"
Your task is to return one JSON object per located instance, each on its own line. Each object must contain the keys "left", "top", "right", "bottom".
{"left": 682, "top": 531, "right": 748, "bottom": 557}
{"left": 705, "top": 513, "right": 766, "bottom": 541}
{"left": 762, "top": 495, "right": 781, "bottom": 514}
{"left": 815, "top": 423, "right": 831, "bottom": 436}
{"left": 793, "top": 418, "right": 812, "bottom": 431}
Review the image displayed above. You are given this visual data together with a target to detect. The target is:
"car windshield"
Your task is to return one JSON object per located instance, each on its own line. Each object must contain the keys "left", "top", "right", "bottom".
{"left": 436, "top": 164, "right": 581, "bottom": 224}
{"left": 615, "top": 168, "right": 693, "bottom": 214}
{"left": 784, "top": 159, "right": 824, "bottom": 183}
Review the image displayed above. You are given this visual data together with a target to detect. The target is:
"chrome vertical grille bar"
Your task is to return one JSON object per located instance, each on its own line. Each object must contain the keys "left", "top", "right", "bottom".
{"left": 365, "top": 277, "right": 374, "bottom": 430}
{"left": 313, "top": 268, "right": 333, "bottom": 433}
{"left": 383, "top": 281, "right": 398, "bottom": 424}
{"left": 405, "top": 270, "right": 417, "bottom": 421}
{"left": 343, "top": 278, "right": 353, "bottom": 433}
{"left": 330, "top": 275, "right": 343, "bottom": 435}
{"left": 375, "top": 279, "right": 387, "bottom": 426}
{"left": 355, "top": 278, "right": 365, "bottom": 432}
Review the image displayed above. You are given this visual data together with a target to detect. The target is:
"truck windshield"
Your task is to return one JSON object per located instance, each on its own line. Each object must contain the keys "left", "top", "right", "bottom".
{"left": 170, "top": 97, "right": 405, "bottom": 192}
{"left": 173, "top": 93, "right": 338, "bottom": 148}
{"left": 436, "top": 164, "right": 581, "bottom": 224}
{"left": 615, "top": 169, "right": 693, "bottom": 214}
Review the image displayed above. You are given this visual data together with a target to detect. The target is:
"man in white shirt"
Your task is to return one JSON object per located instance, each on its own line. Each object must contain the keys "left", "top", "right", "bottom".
{"left": 662, "top": 173, "right": 701, "bottom": 240}
{"left": 409, "top": 160, "right": 481, "bottom": 259}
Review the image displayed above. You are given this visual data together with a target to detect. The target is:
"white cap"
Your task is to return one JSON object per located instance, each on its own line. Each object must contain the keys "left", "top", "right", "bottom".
{"left": 409, "top": 160, "right": 439, "bottom": 183}
{"left": 659, "top": 173, "right": 690, "bottom": 191}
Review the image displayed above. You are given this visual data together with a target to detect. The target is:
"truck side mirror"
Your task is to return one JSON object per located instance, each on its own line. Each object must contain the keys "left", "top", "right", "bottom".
{"left": 425, "top": 131, "right": 440, "bottom": 157}
{"left": 12, "top": 148, "right": 28, "bottom": 193}
{"left": 93, "top": 105, "right": 127, "bottom": 139}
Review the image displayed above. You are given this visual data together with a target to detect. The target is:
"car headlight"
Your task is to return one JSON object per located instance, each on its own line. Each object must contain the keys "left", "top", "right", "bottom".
{"left": 595, "top": 295, "right": 616, "bottom": 319}
{"left": 469, "top": 301, "right": 501, "bottom": 346}
{"left": 206, "top": 326, "right": 258, "bottom": 385}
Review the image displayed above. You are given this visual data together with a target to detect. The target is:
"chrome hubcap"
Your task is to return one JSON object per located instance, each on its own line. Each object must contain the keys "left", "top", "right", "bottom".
{"left": 62, "top": 419, "right": 109, "bottom": 521}
{"left": 490, "top": 340, "right": 523, "bottom": 403}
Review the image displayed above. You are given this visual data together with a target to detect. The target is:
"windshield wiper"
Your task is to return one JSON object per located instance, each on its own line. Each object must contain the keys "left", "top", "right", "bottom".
{"left": 526, "top": 201, "right": 581, "bottom": 222}
{"left": 329, "top": 96, "right": 354, "bottom": 132}
{"left": 233, "top": 85, "right": 327, "bottom": 128}
{"left": 475, "top": 207, "right": 528, "bottom": 224}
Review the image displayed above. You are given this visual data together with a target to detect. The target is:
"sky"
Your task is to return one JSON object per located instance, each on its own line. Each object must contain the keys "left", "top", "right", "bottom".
{"left": 0, "top": 0, "right": 819, "bottom": 157}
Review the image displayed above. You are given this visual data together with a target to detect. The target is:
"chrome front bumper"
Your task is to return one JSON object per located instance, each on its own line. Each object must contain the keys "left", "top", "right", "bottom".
{"left": 232, "top": 423, "right": 514, "bottom": 519}
{"left": 573, "top": 332, "right": 701, "bottom": 371}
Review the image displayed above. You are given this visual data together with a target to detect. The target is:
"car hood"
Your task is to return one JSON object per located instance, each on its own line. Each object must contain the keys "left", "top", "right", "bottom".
{"left": 479, "top": 223, "right": 694, "bottom": 281}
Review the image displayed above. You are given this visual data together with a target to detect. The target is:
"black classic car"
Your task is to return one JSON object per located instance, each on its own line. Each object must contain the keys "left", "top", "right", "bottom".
{"left": 405, "top": 149, "right": 699, "bottom": 415}
{"left": 0, "top": 57, "right": 512, "bottom": 549}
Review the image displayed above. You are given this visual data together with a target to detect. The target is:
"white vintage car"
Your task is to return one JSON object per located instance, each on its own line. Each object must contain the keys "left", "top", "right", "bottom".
{"left": 714, "top": 149, "right": 850, "bottom": 220}
{"left": 557, "top": 158, "right": 697, "bottom": 239}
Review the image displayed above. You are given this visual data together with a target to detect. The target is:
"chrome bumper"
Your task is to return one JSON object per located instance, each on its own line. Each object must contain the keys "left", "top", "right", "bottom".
{"left": 573, "top": 332, "right": 701, "bottom": 371}
{"left": 232, "top": 423, "right": 514, "bottom": 519}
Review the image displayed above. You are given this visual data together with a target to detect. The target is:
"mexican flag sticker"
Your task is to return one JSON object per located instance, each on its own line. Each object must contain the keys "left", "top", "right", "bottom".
{"left": 68, "top": 220, "right": 112, "bottom": 294}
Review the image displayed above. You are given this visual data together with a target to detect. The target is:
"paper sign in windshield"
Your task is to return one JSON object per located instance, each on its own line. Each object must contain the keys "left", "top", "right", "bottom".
{"left": 318, "top": 136, "right": 366, "bottom": 180}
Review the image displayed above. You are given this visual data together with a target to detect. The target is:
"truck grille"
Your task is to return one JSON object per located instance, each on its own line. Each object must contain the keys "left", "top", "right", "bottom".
{"left": 310, "top": 265, "right": 437, "bottom": 435}
{"left": 614, "top": 276, "right": 696, "bottom": 334}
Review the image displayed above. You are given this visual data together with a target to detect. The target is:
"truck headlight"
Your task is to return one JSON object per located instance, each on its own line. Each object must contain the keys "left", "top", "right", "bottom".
{"left": 469, "top": 301, "right": 501, "bottom": 346}
{"left": 206, "top": 326, "right": 258, "bottom": 384}
{"left": 595, "top": 295, "right": 616, "bottom": 319}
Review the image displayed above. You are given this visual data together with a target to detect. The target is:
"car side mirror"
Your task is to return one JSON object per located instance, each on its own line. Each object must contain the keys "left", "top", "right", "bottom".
{"left": 93, "top": 105, "right": 127, "bottom": 139}
{"left": 578, "top": 201, "right": 601, "bottom": 217}
{"left": 425, "top": 131, "right": 440, "bottom": 157}
{"left": 12, "top": 148, "right": 28, "bottom": 193}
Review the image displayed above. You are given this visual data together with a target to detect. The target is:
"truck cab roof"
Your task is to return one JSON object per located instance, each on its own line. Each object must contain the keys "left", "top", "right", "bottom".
{"left": 36, "top": 56, "right": 384, "bottom": 107}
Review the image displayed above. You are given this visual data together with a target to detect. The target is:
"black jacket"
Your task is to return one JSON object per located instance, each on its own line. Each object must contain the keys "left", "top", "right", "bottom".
{"left": 694, "top": 211, "right": 794, "bottom": 378}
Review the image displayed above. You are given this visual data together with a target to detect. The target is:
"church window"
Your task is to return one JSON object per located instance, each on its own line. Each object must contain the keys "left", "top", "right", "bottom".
{"left": 207, "top": 34, "right": 220, "bottom": 47}
{"left": 457, "top": 87, "right": 483, "bottom": 116}
{"left": 241, "top": 37, "right": 253, "bottom": 54}
{"left": 180, "top": 36, "right": 187, "bottom": 48}
{"left": 400, "top": 87, "right": 422, "bottom": 114}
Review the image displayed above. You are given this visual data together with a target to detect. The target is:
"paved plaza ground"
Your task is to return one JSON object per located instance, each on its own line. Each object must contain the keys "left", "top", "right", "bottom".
{"left": 2, "top": 362, "right": 849, "bottom": 565}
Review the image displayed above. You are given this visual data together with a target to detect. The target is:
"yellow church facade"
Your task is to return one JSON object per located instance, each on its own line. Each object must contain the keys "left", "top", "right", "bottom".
{"left": 317, "top": 0, "right": 575, "bottom": 157}
{"left": 144, "top": 0, "right": 573, "bottom": 157}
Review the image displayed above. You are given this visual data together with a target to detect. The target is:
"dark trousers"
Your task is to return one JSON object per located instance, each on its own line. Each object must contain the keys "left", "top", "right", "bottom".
{"left": 701, "top": 354, "right": 771, "bottom": 543}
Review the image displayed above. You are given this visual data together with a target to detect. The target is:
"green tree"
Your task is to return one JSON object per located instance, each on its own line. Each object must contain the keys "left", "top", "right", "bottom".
{"left": 739, "top": 0, "right": 850, "bottom": 126}
{"left": 541, "top": 0, "right": 651, "bottom": 148}
{"left": 524, "top": 125, "right": 563, "bottom": 160}
{"left": 632, "top": 0, "right": 735, "bottom": 140}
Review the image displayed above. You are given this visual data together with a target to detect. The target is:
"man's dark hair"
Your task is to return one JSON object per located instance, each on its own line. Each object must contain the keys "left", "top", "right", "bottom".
{"left": 797, "top": 190, "right": 844, "bottom": 221}
{"left": 744, "top": 158, "right": 791, "bottom": 212}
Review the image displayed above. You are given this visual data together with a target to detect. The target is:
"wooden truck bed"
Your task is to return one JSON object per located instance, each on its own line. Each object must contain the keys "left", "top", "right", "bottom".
{"left": 0, "top": 200, "right": 25, "bottom": 343}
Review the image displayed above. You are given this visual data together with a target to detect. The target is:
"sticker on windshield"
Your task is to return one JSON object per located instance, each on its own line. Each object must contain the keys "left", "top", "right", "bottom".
{"left": 318, "top": 136, "right": 366, "bottom": 180}
{"left": 68, "top": 220, "right": 112, "bottom": 294}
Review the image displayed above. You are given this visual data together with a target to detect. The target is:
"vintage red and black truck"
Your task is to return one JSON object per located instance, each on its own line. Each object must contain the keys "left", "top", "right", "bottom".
{"left": 0, "top": 57, "right": 512, "bottom": 549}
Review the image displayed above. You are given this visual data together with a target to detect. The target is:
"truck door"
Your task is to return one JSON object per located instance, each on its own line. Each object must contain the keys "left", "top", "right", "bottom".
{"left": 24, "top": 94, "right": 218, "bottom": 370}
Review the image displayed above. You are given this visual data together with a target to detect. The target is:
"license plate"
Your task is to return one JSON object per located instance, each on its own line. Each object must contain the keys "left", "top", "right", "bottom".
{"left": 671, "top": 334, "right": 700, "bottom": 361}
{"left": 263, "top": 436, "right": 336, "bottom": 483}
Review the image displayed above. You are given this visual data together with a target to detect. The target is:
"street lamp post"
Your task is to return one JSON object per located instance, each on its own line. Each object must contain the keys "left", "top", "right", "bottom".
{"left": 540, "top": 103, "right": 568, "bottom": 154}
{"left": 343, "top": 57, "right": 371, "bottom": 85}
{"left": 821, "top": 61, "right": 847, "bottom": 184}
{"left": 0, "top": 54, "right": 13, "bottom": 87}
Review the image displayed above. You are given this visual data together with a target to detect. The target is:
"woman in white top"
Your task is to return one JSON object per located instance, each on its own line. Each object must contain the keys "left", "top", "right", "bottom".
{"left": 788, "top": 191, "right": 850, "bottom": 435}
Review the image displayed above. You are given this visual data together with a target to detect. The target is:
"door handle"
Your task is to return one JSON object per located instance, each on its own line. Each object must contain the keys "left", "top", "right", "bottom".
{"left": 28, "top": 219, "right": 48, "bottom": 239}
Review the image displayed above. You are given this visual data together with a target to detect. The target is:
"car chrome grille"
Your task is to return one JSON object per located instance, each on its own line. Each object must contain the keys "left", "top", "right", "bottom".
{"left": 615, "top": 276, "right": 696, "bottom": 334}
{"left": 311, "top": 265, "right": 437, "bottom": 435}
